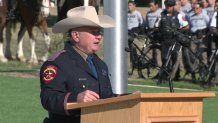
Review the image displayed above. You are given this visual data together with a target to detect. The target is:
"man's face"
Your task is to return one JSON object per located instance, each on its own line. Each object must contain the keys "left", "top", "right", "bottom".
{"left": 149, "top": 2, "right": 158, "bottom": 12}
{"left": 194, "top": 4, "right": 202, "bottom": 14}
{"left": 201, "top": 0, "right": 209, "bottom": 8}
{"left": 174, "top": 1, "right": 181, "bottom": 12}
{"left": 166, "top": 5, "right": 174, "bottom": 13}
{"left": 191, "top": 0, "right": 198, "bottom": 8}
{"left": 71, "top": 27, "right": 102, "bottom": 54}
{"left": 208, "top": 0, "right": 215, "bottom": 6}
{"left": 181, "top": 0, "right": 188, "bottom": 6}
{"left": 128, "top": 3, "right": 136, "bottom": 12}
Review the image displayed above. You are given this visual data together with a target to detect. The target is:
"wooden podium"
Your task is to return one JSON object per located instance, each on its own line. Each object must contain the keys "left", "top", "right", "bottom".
{"left": 66, "top": 92, "right": 215, "bottom": 123}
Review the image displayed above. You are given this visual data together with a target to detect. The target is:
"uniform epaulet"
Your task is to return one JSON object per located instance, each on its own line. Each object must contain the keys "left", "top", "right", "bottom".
{"left": 48, "top": 50, "right": 66, "bottom": 61}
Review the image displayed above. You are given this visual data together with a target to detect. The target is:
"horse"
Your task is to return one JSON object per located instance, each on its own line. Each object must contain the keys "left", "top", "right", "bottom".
{"left": 57, "top": 0, "right": 98, "bottom": 21}
{"left": 0, "top": 0, "right": 51, "bottom": 63}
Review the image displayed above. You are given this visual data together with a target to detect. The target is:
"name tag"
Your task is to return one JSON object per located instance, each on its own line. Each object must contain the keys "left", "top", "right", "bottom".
{"left": 78, "top": 78, "right": 87, "bottom": 81}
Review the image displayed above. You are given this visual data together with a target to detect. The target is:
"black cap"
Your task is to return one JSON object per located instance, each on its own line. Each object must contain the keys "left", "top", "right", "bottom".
{"left": 164, "top": 0, "right": 176, "bottom": 7}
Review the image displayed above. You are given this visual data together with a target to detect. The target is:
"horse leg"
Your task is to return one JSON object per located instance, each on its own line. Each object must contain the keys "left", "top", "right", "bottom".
{"left": 27, "top": 26, "right": 38, "bottom": 64}
{"left": 41, "top": 33, "right": 51, "bottom": 61}
{"left": 0, "top": 19, "right": 8, "bottom": 62}
{"left": 29, "top": 37, "right": 38, "bottom": 64}
{"left": 16, "top": 22, "right": 27, "bottom": 62}
{"left": 84, "top": 0, "right": 89, "bottom": 6}
{"left": 5, "top": 21, "right": 13, "bottom": 60}
{"left": 38, "top": 18, "right": 51, "bottom": 62}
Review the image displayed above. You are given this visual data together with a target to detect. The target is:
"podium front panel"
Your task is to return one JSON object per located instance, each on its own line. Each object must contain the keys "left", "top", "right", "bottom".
{"left": 81, "top": 99, "right": 141, "bottom": 123}
{"left": 66, "top": 92, "right": 215, "bottom": 123}
{"left": 141, "top": 98, "right": 202, "bottom": 123}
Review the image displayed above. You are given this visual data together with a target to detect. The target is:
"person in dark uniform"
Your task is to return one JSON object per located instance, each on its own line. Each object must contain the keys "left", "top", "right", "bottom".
{"left": 209, "top": 1, "right": 217, "bottom": 48}
{"left": 155, "top": 0, "right": 189, "bottom": 82}
{"left": 40, "top": 6, "right": 116, "bottom": 123}
{"left": 209, "top": 2, "right": 218, "bottom": 85}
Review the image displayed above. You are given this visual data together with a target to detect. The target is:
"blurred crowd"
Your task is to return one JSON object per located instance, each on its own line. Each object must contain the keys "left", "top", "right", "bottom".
{"left": 127, "top": 0, "right": 218, "bottom": 85}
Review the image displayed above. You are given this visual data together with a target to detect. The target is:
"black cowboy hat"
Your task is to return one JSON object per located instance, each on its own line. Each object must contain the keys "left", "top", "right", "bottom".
{"left": 164, "top": 0, "right": 176, "bottom": 7}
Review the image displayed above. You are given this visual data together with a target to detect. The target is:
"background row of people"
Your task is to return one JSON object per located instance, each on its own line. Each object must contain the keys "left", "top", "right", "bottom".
{"left": 127, "top": 0, "right": 217, "bottom": 82}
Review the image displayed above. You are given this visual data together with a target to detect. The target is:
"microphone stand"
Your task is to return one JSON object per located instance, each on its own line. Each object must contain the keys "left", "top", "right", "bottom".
{"left": 157, "top": 42, "right": 178, "bottom": 93}
{"left": 142, "top": 51, "right": 175, "bottom": 92}
{"left": 136, "top": 50, "right": 174, "bottom": 92}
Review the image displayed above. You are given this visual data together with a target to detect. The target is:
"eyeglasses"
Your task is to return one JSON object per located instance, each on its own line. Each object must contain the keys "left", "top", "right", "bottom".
{"left": 88, "top": 29, "right": 103, "bottom": 36}
{"left": 74, "top": 27, "right": 103, "bottom": 36}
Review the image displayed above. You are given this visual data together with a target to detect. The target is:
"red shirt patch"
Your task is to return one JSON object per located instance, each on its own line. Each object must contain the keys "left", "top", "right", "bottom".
{"left": 43, "top": 65, "right": 57, "bottom": 84}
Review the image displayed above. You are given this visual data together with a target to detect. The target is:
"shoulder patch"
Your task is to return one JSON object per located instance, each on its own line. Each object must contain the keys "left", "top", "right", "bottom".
{"left": 48, "top": 50, "right": 66, "bottom": 61}
{"left": 42, "top": 65, "right": 58, "bottom": 84}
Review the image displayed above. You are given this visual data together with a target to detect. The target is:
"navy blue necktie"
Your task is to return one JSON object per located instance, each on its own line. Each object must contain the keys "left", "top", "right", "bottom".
{"left": 86, "top": 55, "right": 98, "bottom": 78}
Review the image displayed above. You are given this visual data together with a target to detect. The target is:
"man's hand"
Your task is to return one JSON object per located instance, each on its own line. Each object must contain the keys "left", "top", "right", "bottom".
{"left": 132, "top": 91, "right": 141, "bottom": 94}
{"left": 77, "top": 90, "right": 99, "bottom": 103}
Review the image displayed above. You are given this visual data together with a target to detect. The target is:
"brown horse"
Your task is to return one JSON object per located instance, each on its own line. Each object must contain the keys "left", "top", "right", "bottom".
{"left": 0, "top": 0, "right": 51, "bottom": 63}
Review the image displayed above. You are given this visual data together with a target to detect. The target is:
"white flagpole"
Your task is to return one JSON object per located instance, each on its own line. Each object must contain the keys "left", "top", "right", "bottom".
{"left": 103, "top": 0, "right": 128, "bottom": 94}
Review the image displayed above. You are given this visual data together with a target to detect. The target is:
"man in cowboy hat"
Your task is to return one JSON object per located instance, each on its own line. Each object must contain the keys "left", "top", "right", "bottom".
{"left": 40, "top": 6, "right": 115, "bottom": 123}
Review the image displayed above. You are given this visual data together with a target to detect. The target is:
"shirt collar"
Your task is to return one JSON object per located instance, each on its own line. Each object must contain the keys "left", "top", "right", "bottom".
{"left": 72, "top": 46, "right": 88, "bottom": 61}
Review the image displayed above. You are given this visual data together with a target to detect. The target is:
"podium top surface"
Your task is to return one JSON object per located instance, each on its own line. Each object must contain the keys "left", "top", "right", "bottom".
{"left": 66, "top": 92, "right": 215, "bottom": 110}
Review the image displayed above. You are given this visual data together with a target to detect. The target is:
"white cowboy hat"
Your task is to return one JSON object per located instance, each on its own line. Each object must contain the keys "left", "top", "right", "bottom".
{"left": 52, "top": 6, "right": 116, "bottom": 33}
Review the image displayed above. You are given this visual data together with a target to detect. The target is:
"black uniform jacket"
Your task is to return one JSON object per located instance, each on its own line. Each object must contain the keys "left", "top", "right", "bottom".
{"left": 40, "top": 41, "right": 113, "bottom": 123}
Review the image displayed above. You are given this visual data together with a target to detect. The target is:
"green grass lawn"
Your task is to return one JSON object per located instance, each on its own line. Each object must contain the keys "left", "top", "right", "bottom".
{"left": 0, "top": 76, "right": 46, "bottom": 123}
{"left": 0, "top": 75, "right": 217, "bottom": 123}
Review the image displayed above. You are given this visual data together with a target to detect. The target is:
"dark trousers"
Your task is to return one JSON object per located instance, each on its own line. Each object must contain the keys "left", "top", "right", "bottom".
{"left": 160, "top": 41, "right": 181, "bottom": 79}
